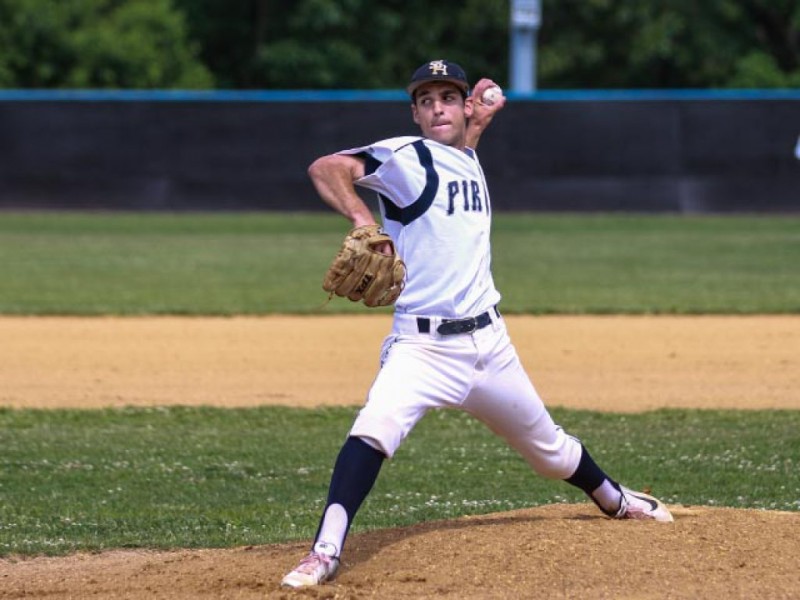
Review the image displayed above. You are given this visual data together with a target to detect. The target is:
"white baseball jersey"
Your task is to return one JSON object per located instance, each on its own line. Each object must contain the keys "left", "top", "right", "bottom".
{"left": 339, "top": 136, "right": 501, "bottom": 318}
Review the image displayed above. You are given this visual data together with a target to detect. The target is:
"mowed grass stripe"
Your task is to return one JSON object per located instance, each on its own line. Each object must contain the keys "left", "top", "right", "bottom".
{"left": 0, "top": 212, "right": 797, "bottom": 314}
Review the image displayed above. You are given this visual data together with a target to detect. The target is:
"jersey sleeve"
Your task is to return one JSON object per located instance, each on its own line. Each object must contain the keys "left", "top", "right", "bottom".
{"left": 337, "top": 137, "right": 428, "bottom": 209}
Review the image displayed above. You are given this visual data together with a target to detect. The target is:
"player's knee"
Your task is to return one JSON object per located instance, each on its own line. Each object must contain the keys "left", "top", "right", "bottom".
{"left": 349, "top": 411, "right": 404, "bottom": 459}
{"left": 517, "top": 433, "right": 583, "bottom": 480}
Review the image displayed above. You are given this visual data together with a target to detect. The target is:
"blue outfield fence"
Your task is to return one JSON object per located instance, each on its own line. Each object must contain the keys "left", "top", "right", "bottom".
{"left": 1, "top": 88, "right": 800, "bottom": 103}
{"left": 0, "top": 89, "right": 799, "bottom": 212}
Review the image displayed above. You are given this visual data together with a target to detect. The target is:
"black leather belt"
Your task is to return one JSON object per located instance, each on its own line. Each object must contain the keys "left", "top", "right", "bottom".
{"left": 416, "top": 306, "right": 499, "bottom": 336}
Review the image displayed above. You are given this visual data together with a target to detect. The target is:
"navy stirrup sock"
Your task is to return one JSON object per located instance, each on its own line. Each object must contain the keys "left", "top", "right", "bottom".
{"left": 326, "top": 436, "right": 385, "bottom": 518}
{"left": 313, "top": 436, "right": 385, "bottom": 548}
{"left": 565, "top": 445, "right": 607, "bottom": 494}
{"left": 565, "top": 445, "right": 621, "bottom": 515}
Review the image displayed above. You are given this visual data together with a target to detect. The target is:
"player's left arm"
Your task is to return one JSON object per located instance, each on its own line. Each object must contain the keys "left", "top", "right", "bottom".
{"left": 466, "top": 78, "right": 506, "bottom": 150}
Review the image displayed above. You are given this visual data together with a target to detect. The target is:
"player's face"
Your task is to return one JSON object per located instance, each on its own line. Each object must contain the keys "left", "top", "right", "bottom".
{"left": 411, "top": 82, "right": 474, "bottom": 149}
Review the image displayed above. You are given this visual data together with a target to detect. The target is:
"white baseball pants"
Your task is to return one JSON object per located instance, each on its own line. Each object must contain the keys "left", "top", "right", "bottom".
{"left": 350, "top": 311, "right": 583, "bottom": 480}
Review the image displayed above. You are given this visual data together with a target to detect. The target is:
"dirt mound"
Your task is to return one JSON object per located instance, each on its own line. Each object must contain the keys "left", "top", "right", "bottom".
{"left": 2, "top": 504, "right": 798, "bottom": 599}
{"left": 1, "top": 316, "right": 798, "bottom": 598}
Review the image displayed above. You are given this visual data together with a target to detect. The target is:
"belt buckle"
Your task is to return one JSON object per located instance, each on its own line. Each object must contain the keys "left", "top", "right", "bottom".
{"left": 438, "top": 317, "right": 476, "bottom": 335}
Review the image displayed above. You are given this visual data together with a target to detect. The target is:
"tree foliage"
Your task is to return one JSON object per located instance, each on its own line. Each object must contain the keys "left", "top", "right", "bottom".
{"left": 539, "top": 0, "right": 800, "bottom": 88}
{"left": 171, "top": 0, "right": 508, "bottom": 89}
{"left": 1, "top": 0, "right": 798, "bottom": 89}
{"left": 0, "top": 0, "right": 212, "bottom": 88}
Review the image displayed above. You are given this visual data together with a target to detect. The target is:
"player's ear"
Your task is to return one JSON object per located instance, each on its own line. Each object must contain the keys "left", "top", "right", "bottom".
{"left": 411, "top": 103, "right": 421, "bottom": 125}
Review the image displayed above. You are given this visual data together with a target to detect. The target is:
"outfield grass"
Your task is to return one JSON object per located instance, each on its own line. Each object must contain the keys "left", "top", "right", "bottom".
{"left": 0, "top": 406, "right": 798, "bottom": 556}
{"left": 0, "top": 212, "right": 797, "bottom": 314}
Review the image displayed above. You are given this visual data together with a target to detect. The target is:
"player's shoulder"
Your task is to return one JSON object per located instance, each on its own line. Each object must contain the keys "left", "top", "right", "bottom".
{"left": 377, "top": 136, "right": 424, "bottom": 151}
{"left": 338, "top": 136, "right": 423, "bottom": 166}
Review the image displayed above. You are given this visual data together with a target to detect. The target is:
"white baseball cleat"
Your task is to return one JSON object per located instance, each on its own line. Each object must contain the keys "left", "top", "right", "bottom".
{"left": 281, "top": 542, "right": 340, "bottom": 588}
{"left": 614, "top": 486, "right": 674, "bottom": 522}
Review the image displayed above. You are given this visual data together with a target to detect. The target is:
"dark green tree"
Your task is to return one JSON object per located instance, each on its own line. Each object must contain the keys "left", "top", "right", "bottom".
{"left": 0, "top": 0, "right": 213, "bottom": 88}
{"left": 538, "top": 0, "right": 800, "bottom": 88}
{"left": 173, "top": 0, "right": 509, "bottom": 89}
{"left": 3, "top": 0, "right": 797, "bottom": 89}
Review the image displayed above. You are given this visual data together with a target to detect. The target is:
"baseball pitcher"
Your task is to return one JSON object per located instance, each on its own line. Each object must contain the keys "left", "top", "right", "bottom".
{"left": 282, "top": 59, "right": 673, "bottom": 589}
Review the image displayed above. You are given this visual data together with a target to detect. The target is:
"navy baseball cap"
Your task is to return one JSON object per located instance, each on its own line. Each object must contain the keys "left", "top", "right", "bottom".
{"left": 407, "top": 60, "right": 470, "bottom": 98}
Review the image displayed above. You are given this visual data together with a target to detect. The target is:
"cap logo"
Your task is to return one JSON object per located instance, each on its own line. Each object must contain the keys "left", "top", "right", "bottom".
{"left": 429, "top": 60, "right": 448, "bottom": 75}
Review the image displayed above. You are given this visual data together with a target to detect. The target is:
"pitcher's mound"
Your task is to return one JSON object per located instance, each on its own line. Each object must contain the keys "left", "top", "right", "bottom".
{"left": 3, "top": 503, "right": 798, "bottom": 599}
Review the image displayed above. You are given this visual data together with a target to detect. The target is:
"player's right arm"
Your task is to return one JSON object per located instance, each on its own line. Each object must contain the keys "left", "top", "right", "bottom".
{"left": 308, "top": 153, "right": 376, "bottom": 228}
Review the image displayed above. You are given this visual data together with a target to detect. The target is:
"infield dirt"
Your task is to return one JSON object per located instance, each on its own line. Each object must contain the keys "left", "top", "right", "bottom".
{"left": 1, "top": 315, "right": 798, "bottom": 599}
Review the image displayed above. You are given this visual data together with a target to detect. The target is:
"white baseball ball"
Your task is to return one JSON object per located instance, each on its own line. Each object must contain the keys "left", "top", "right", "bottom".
{"left": 481, "top": 85, "right": 503, "bottom": 106}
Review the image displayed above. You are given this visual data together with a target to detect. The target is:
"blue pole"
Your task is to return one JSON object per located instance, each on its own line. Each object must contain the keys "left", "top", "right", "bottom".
{"left": 509, "top": 0, "right": 541, "bottom": 93}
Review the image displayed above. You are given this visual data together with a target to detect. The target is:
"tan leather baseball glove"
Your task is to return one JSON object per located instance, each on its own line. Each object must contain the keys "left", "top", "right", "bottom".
{"left": 323, "top": 225, "right": 406, "bottom": 307}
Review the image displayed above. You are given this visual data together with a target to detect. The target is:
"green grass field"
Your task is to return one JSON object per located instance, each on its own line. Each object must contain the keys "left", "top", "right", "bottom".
{"left": 1, "top": 407, "right": 798, "bottom": 556}
{"left": 1, "top": 212, "right": 797, "bottom": 314}
{"left": 0, "top": 211, "right": 798, "bottom": 557}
